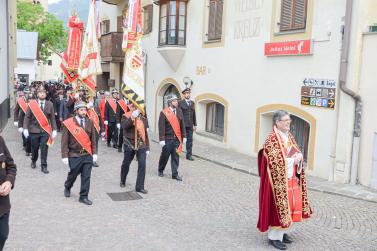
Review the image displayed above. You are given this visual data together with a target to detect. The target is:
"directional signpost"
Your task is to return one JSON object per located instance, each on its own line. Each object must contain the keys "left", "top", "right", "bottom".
{"left": 300, "top": 78, "right": 336, "bottom": 109}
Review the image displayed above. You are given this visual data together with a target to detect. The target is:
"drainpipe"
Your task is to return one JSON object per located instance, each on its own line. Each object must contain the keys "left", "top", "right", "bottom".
{"left": 338, "top": 0, "right": 362, "bottom": 185}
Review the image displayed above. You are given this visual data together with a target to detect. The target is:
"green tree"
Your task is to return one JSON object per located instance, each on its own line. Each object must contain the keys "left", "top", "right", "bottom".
{"left": 17, "top": 0, "right": 66, "bottom": 63}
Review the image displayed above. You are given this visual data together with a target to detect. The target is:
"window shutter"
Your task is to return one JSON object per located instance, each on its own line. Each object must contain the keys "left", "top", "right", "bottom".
{"left": 208, "top": 0, "right": 223, "bottom": 41}
{"left": 280, "top": 0, "right": 307, "bottom": 32}
{"left": 117, "top": 16, "right": 123, "bottom": 32}
{"left": 292, "top": 0, "right": 306, "bottom": 30}
{"left": 214, "top": 0, "right": 223, "bottom": 40}
{"left": 143, "top": 5, "right": 153, "bottom": 34}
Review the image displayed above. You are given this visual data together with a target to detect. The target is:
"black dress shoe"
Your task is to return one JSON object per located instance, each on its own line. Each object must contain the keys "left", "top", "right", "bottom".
{"left": 269, "top": 240, "right": 287, "bottom": 250}
{"left": 172, "top": 175, "right": 182, "bottom": 181}
{"left": 31, "top": 162, "right": 36, "bottom": 169}
{"left": 64, "top": 188, "right": 71, "bottom": 198}
{"left": 41, "top": 167, "right": 49, "bottom": 174}
{"left": 113, "top": 144, "right": 118, "bottom": 149}
{"left": 25, "top": 152, "right": 31, "bottom": 157}
{"left": 158, "top": 172, "right": 164, "bottom": 177}
{"left": 79, "top": 198, "right": 93, "bottom": 205}
{"left": 283, "top": 234, "right": 293, "bottom": 244}
{"left": 186, "top": 156, "right": 195, "bottom": 161}
{"left": 93, "top": 162, "right": 99, "bottom": 167}
{"left": 136, "top": 189, "right": 148, "bottom": 194}
{"left": 120, "top": 182, "right": 126, "bottom": 188}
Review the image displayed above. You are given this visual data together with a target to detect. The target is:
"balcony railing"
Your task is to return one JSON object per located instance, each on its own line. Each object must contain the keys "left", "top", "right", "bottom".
{"left": 100, "top": 32, "right": 124, "bottom": 62}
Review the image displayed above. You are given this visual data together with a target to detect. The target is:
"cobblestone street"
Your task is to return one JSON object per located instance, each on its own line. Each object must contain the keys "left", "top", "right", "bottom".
{"left": 2, "top": 124, "right": 377, "bottom": 251}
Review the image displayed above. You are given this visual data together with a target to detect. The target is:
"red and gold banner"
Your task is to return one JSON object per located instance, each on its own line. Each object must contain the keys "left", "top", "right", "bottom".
{"left": 82, "top": 75, "right": 96, "bottom": 94}
{"left": 67, "top": 15, "right": 84, "bottom": 70}
{"left": 162, "top": 108, "right": 182, "bottom": 154}
{"left": 28, "top": 100, "right": 53, "bottom": 146}
{"left": 63, "top": 117, "right": 93, "bottom": 155}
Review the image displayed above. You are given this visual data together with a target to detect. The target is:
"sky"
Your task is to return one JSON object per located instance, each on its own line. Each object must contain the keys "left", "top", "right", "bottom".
{"left": 48, "top": 0, "right": 62, "bottom": 4}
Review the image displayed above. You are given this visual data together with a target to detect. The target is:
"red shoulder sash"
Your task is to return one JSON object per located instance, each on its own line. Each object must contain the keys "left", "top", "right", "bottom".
{"left": 28, "top": 100, "right": 53, "bottom": 146}
{"left": 18, "top": 98, "right": 28, "bottom": 113}
{"left": 62, "top": 117, "right": 93, "bottom": 155}
{"left": 107, "top": 99, "right": 117, "bottom": 113}
{"left": 162, "top": 108, "right": 182, "bottom": 154}
{"left": 87, "top": 108, "right": 100, "bottom": 133}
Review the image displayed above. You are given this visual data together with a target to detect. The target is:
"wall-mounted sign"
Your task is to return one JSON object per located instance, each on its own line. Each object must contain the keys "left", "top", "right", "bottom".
{"left": 264, "top": 39, "right": 312, "bottom": 56}
{"left": 300, "top": 79, "right": 336, "bottom": 109}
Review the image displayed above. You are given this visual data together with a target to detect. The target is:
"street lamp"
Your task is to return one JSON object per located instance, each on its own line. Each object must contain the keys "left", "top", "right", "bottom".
{"left": 183, "top": 76, "right": 193, "bottom": 89}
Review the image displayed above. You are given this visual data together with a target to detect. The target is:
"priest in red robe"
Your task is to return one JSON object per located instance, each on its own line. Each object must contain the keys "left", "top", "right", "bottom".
{"left": 257, "top": 110, "right": 312, "bottom": 250}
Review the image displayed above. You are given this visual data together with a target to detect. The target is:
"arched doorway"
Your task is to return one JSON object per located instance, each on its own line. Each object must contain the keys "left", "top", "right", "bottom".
{"left": 162, "top": 84, "right": 181, "bottom": 108}
{"left": 255, "top": 104, "right": 316, "bottom": 170}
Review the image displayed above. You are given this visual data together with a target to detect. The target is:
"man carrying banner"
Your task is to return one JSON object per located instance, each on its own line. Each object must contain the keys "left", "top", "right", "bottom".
{"left": 120, "top": 104, "right": 150, "bottom": 193}
{"left": 61, "top": 101, "right": 97, "bottom": 206}
{"left": 178, "top": 87, "right": 197, "bottom": 161}
{"left": 14, "top": 88, "right": 30, "bottom": 154}
{"left": 23, "top": 85, "right": 57, "bottom": 174}
{"left": 116, "top": 96, "right": 129, "bottom": 153}
{"left": 104, "top": 89, "right": 119, "bottom": 148}
{"left": 257, "top": 110, "right": 312, "bottom": 250}
{"left": 158, "top": 94, "right": 186, "bottom": 181}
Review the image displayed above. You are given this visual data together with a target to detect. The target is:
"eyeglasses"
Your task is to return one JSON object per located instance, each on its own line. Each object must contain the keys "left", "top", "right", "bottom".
{"left": 279, "top": 119, "right": 292, "bottom": 122}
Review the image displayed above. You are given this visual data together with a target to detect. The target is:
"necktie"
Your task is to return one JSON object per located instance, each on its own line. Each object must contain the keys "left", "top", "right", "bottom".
{"left": 80, "top": 118, "right": 84, "bottom": 128}
{"left": 173, "top": 109, "right": 176, "bottom": 115}
{"left": 40, "top": 102, "right": 44, "bottom": 110}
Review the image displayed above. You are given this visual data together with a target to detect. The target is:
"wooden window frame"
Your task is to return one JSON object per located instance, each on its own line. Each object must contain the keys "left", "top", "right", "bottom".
{"left": 158, "top": 0, "right": 188, "bottom": 46}
{"left": 101, "top": 20, "right": 110, "bottom": 35}
{"left": 279, "top": 0, "right": 308, "bottom": 32}
{"left": 205, "top": 102, "right": 224, "bottom": 137}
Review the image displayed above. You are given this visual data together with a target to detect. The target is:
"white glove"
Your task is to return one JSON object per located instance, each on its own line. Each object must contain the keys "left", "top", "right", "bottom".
{"left": 131, "top": 109, "right": 140, "bottom": 119}
{"left": 13, "top": 121, "right": 18, "bottom": 127}
{"left": 104, "top": 121, "right": 108, "bottom": 125}
{"left": 18, "top": 127, "right": 24, "bottom": 134}
{"left": 183, "top": 138, "right": 187, "bottom": 144}
{"left": 52, "top": 130, "right": 57, "bottom": 138}
{"left": 116, "top": 123, "right": 120, "bottom": 129}
{"left": 93, "top": 154, "right": 98, "bottom": 162}
{"left": 159, "top": 141, "right": 165, "bottom": 147}
{"left": 62, "top": 158, "right": 69, "bottom": 165}
{"left": 23, "top": 129, "right": 29, "bottom": 138}
{"left": 74, "top": 93, "right": 80, "bottom": 99}
{"left": 146, "top": 151, "right": 150, "bottom": 156}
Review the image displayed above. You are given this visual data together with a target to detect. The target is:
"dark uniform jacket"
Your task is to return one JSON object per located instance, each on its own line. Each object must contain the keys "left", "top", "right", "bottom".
{"left": 121, "top": 116, "right": 150, "bottom": 151}
{"left": 105, "top": 99, "right": 118, "bottom": 123}
{"left": 0, "top": 136, "right": 17, "bottom": 217}
{"left": 61, "top": 117, "right": 97, "bottom": 158}
{"left": 14, "top": 98, "right": 25, "bottom": 123}
{"left": 23, "top": 99, "right": 57, "bottom": 133}
{"left": 178, "top": 99, "right": 197, "bottom": 128}
{"left": 116, "top": 99, "right": 129, "bottom": 124}
{"left": 158, "top": 108, "right": 186, "bottom": 141}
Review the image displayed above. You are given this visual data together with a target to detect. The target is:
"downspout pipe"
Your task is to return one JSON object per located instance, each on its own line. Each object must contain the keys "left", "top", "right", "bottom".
{"left": 338, "top": 0, "right": 362, "bottom": 185}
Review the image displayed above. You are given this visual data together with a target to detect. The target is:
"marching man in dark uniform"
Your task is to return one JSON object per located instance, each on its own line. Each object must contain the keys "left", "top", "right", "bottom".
{"left": 120, "top": 104, "right": 150, "bottom": 193}
{"left": 116, "top": 95, "right": 129, "bottom": 153}
{"left": 158, "top": 94, "right": 186, "bottom": 181}
{"left": 178, "top": 87, "right": 197, "bottom": 161}
{"left": 0, "top": 135, "right": 17, "bottom": 250}
{"left": 61, "top": 101, "right": 97, "bottom": 205}
{"left": 104, "top": 89, "right": 119, "bottom": 148}
{"left": 13, "top": 88, "right": 30, "bottom": 155}
{"left": 23, "top": 85, "right": 57, "bottom": 174}
{"left": 17, "top": 91, "right": 35, "bottom": 157}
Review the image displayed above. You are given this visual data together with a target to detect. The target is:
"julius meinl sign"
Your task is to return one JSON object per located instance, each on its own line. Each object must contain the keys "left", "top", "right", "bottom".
{"left": 300, "top": 78, "right": 336, "bottom": 109}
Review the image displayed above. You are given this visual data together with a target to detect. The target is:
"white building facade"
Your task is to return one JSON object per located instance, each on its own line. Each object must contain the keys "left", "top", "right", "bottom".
{"left": 101, "top": 0, "right": 377, "bottom": 188}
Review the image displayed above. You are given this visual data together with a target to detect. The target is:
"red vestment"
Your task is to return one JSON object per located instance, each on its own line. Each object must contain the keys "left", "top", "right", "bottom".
{"left": 257, "top": 127, "right": 312, "bottom": 232}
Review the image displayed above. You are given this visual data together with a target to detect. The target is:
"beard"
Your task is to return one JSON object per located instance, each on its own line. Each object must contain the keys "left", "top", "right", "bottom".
{"left": 77, "top": 113, "right": 86, "bottom": 118}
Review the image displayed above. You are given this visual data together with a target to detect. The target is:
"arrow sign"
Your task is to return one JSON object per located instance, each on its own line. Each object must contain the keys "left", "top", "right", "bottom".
{"left": 329, "top": 89, "right": 335, "bottom": 98}
{"left": 328, "top": 99, "right": 335, "bottom": 109}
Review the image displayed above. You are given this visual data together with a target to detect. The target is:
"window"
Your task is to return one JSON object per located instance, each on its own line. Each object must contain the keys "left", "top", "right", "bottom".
{"left": 143, "top": 4, "right": 153, "bottom": 35}
{"left": 207, "top": 0, "right": 223, "bottom": 41}
{"left": 279, "top": 0, "right": 307, "bottom": 32}
{"left": 47, "top": 60, "right": 52, "bottom": 66}
{"left": 101, "top": 20, "right": 110, "bottom": 35}
{"left": 206, "top": 102, "right": 224, "bottom": 136}
{"left": 159, "top": 0, "right": 187, "bottom": 46}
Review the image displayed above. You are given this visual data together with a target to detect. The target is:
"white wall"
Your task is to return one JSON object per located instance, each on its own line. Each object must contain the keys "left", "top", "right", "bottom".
{"left": 0, "top": 0, "right": 8, "bottom": 103}
{"left": 37, "top": 52, "right": 62, "bottom": 80}
{"left": 15, "top": 59, "right": 37, "bottom": 83}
